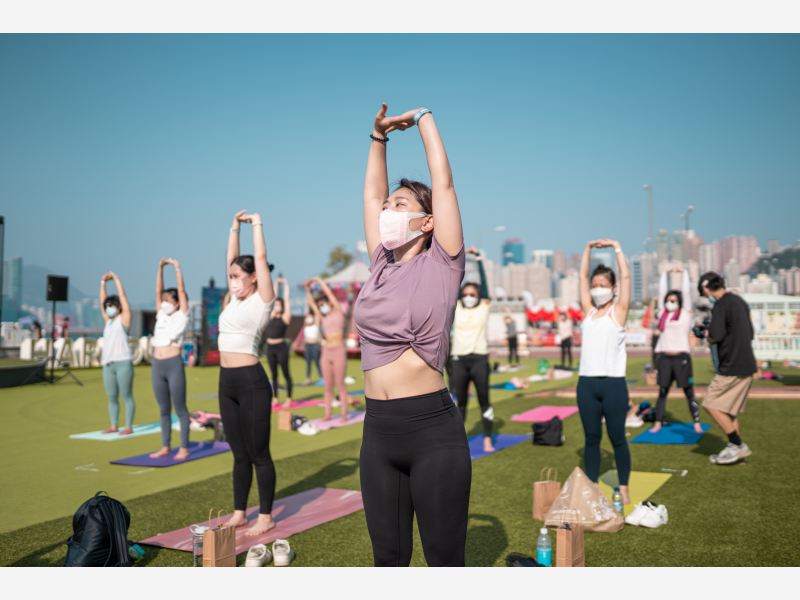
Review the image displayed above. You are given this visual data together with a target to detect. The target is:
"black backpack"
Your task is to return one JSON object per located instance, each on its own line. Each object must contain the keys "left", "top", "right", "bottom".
{"left": 533, "top": 416, "right": 564, "bottom": 446}
{"left": 64, "top": 491, "right": 132, "bottom": 567}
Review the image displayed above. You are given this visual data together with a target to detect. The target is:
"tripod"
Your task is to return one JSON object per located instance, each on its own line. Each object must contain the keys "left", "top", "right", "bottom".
{"left": 43, "top": 299, "right": 83, "bottom": 386}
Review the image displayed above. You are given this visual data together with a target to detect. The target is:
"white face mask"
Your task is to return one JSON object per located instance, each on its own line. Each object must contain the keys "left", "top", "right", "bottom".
{"left": 105, "top": 306, "right": 118, "bottom": 318}
{"left": 306, "top": 317, "right": 314, "bottom": 325}
{"left": 664, "top": 301, "right": 679, "bottom": 312}
{"left": 161, "top": 301, "right": 177, "bottom": 315}
{"left": 378, "top": 210, "right": 430, "bottom": 250}
{"left": 590, "top": 287, "right": 614, "bottom": 306}
{"left": 319, "top": 304, "right": 331, "bottom": 315}
{"left": 461, "top": 296, "right": 479, "bottom": 308}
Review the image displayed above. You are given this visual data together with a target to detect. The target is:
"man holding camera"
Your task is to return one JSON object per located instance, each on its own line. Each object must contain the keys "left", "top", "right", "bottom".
{"left": 697, "top": 272, "right": 757, "bottom": 465}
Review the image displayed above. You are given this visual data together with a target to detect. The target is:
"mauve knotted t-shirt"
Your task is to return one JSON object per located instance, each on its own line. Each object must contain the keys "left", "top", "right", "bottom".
{"left": 354, "top": 235, "right": 465, "bottom": 373}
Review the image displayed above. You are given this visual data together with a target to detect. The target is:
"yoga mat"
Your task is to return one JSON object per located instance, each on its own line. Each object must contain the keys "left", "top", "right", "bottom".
{"left": 308, "top": 410, "right": 366, "bottom": 431}
{"left": 110, "top": 441, "right": 230, "bottom": 467}
{"left": 597, "top": 470, "right": 672, "bottom": 516}
{"left": 139, "top": 487, "right": 363, "bottom": 555}
{"left": 468, "top": 434, "right": 531, "bottom": 460}
{"left": 273, "top": 399, "right": 325, "bottom": 412}
{"left": 490, "top": 382, "right": 524, "bottom": 390}
{"left": 348, "top": 389, "right": 365, "bottom": 395}
{"left": 70, "top": 415, "right": 178, "bottom": 441}
{"left": 511, "top": 406, "right": 579, "bottom": 423}
{"left": 630, "top": 422, "right": 711, "bottom": 445}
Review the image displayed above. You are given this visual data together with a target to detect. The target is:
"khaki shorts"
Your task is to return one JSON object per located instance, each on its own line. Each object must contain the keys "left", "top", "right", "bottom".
{"left": 702, "top": 374, "right": 754, "bottom": 414}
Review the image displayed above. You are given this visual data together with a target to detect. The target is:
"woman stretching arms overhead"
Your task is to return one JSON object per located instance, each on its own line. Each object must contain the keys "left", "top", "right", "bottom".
{"left": 354, "top": 104, "right": 471, "bottom": 566}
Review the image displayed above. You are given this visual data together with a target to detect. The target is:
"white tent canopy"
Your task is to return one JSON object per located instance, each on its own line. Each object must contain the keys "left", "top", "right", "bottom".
{"left": 323, "top": 261, "right": 370, "bottom": 284}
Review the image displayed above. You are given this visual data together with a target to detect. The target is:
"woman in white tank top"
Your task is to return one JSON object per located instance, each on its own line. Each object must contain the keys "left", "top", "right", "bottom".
{"left": 100, "top": 271, "right": 136, "bottom": 436}
{"left": 577, "top": 239, "right": 632, "bottom": 506}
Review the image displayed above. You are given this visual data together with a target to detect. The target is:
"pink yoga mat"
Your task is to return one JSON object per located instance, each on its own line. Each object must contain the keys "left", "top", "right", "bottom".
{"left": 309, "top": 410, "right": 366, "bottom": 431}
{"left": 511, "top": 405, "right": 579, "bottom": 422}
{"left": 272, "top": 399, "right": 325, "bottom": 412}
{"left": 139, "top": 487, "right": 363, "bottom": 554}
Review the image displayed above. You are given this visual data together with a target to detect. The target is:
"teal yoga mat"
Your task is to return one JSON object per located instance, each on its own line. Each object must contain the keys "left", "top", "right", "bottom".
{"left": 70, "top": 415, "right": 178, "bottom": 441}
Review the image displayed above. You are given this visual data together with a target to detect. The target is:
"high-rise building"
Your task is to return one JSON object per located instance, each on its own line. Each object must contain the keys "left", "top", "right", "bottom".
{"left": 532, "top": 250, "right": 554, "bottom": 270}
{"left": 526, "top": 262, "right": 552, "bottom": 302}
{"left": 630, "top": 253, "right": 656, "bottom": 304}
{"left": 671, "top": 231, "right": 685, "bottom": 263}
{"left": 656, "top": 229, "right": 670, "bottom": 263}
{"left": 553, "top": 249, "right": 565, "bottom": 274}
{"left": 778, "top": 267, "right": 800, "bottom": 296}
{"left": 768, "top": 239, "right": 780, "bottom": 255}
{"left": 2, "top": 256, "right": 22, "bottom": 321}
{"left": 720, "top": 235, "right": 760, "bottom": 271}
{"left": 565, "top": 252, "right": 581, "bottom": 272}
{"left": 557, "top": 270, "right": 580, "bottom": 305}
{"left": 724, "top": 259, "right": 741, "bottom": 291}
{"left": 502, "top": 238, "right": 525, "bottom": 266}
{"left": 501, "top": 263, "right": 528, "bottom": 297}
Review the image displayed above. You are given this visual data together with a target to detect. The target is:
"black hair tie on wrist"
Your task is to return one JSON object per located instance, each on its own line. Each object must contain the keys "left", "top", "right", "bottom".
{"left": 370, "top": 134, "right": 389, "bottom": 144}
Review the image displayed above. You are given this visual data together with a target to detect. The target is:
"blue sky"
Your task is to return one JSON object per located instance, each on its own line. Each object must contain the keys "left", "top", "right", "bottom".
{"left": 1, "top": 34, "right": 798, "bottom": 306}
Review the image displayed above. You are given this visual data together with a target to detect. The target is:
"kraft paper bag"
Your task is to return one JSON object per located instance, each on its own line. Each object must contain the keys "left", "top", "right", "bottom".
{"left": 533, "top": 467, "right": 560, "bottom": 521}
{"left": 556, "top": 520, "right": 585, "bottom": 567}
{"left": 544, "top": 466, "right": 624, "bottom": 533}
{"left": 278, "top": 410, "right": 293, "bottom": 431}
{"left": 203, "top": 509, "right": 236, "bottom": 567}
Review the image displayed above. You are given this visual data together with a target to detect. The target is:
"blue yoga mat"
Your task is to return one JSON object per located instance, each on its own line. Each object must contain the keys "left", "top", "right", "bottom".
{"left": 110, "top": 441, "right": 231, "bottom": 467}
{"left": 631, "top": 422, "right": 711, "bottom": 445}
{"left": 70, "top": 415, "right": 178, "bottom": 441}
{"left": 468, "top": 434, "right": 531, "bottom": 460}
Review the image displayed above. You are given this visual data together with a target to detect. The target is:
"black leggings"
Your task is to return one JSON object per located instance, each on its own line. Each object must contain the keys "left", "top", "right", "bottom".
{"left": 655, "top": 386, "right": 700, "bottom": 423}
{"left": 561, "top": 337, "right": 573, "bottom": 367}
{"left": 266, "top": 341, "right": 292, "bottom": 398}
{"left": 576, "top": 376, "right": 631, "bottom": 486}
{"left": 508, "top": 337, "right": 518, "bottom": 365}
{"left": 360, "top": 389, "right": 472, "bottom": 567}
{"left": 218, "top": 363, "right": 276, "bottom": 514}
{"left": 451, "top": 354, "right": 493, "bottom": 438}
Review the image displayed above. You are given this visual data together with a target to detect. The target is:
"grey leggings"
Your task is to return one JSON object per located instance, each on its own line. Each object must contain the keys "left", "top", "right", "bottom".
{"left": 103, "top": 360, "right": 136, "bottom": 428}
{"left": 151, "top": 355, "right": 189, "bottom": 448}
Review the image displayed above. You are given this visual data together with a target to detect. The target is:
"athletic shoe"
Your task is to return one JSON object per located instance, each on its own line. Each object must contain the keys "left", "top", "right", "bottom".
{"left": 625, "top": 416, "right": 644, "bottom": 428}
{"left": 297, "top": 422, "right": 320, "bottom": 436}
{"left": 332, "top": 399, "right": 341, "bottom": 408}
{"left": 639, "top": 505, "right": 668, "bottom": 529}
{"left": 273, "top": 539, "right": 295, "bottom": 566}
{"left": 624, "top": 502, "right": 655, "bottom": 526}
{"left": 245, "top": 544, "right": 272, "bottom": 567}
{"left": 714, "top": 442, "right": 752, "bottom": 465}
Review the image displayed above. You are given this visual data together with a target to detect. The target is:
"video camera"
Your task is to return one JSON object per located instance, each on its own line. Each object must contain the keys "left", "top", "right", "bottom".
{"left": 692, "top": 305, "right": 712, "bottom": 339}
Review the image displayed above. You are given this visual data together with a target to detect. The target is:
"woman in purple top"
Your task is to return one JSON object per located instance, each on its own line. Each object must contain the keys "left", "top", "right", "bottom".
{"left": 354, "top": 104, "right": 471, "bottom": 567}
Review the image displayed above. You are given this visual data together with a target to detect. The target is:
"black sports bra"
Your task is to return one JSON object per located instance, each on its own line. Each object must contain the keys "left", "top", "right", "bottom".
{"left": 266, "top": 317, "right": 288, "bottom": 339}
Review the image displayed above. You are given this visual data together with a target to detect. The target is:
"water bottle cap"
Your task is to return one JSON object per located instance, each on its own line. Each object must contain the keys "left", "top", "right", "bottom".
{"left": 614, "top": 486, "right": 620, "bottom": 491}
{"left": 540, "top": 528, "right": 548, "bottom": 534}
{"left": 190, "top": 524, "right": 210, "bottom": 535}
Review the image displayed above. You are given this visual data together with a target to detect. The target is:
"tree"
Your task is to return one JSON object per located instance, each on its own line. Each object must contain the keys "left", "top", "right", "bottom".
{"left": 320, "top": 245, "right": 353, "bottom": 279}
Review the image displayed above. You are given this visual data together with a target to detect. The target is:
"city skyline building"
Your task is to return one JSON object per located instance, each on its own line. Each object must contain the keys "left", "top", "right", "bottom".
{"left": 656, "top": 229, "right": 670, "bottom": 263}
{"left": 502, "top": 238, "right": 525, "bottom": 266}
{"left": 532, "top": 249, "right": 555, "bottom": 270}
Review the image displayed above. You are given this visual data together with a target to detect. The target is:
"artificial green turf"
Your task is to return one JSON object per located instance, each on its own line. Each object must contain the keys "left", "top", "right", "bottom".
{"left": 2, "top": 356, "right": 799, "bottom": 566}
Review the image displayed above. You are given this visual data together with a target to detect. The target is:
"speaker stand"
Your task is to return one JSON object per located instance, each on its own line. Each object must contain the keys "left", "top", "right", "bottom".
{"left": 43, "top": 299, "right": 83, "bottom": 386}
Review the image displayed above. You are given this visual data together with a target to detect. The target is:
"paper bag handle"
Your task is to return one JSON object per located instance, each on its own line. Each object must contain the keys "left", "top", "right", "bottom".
{"left": 539, "top": 467, "right": 558, "bottom": 482}
{"left": 207, "top": 508, "right": 230, "bottom": 528}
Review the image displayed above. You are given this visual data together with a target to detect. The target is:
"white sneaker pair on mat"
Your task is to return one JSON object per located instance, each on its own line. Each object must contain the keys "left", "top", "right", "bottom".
{"left": 625, "top": 502, "right": 668, "bottom": 529}
{"left": 245, "top": 539, "right": 295, "bottom": 567}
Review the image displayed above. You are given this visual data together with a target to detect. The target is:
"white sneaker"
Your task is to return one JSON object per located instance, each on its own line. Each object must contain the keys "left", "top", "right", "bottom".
{"left": 344, "top": 376, "right": 356, "bottom": 385}
{"left": 331, "top": 399, "right": 341, "bottom": 408}
{"left": 245, "top": 544, "right": 272, "bottom": 567}
{"left": 272, "top": 539, "right": 295, "bottom": 566}
{"left": 639, "top": 504, "right": 668, "bottom": 528}
{"left": 714, "top": 442, "right": 751, "bottom": 465}
{"left": 297, "top": 422, "right": 320, "bottom": 436}
{"left": 625, "top": 416, "right": 644, "bottom": 428}
{"left": 624, "top": 502, "right": 654, "bottom": 526}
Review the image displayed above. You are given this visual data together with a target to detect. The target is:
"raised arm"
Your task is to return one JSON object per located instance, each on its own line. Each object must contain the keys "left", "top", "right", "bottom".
{"left": 227, "top": 210, "right": 246, "bottom": 279}
{"left": 156, "top": 258, "right": 166, "bottom": 309}
{"left": 466, "top": 246, "right": 490, "bottom": 303}
{"left": 313, "top": 276, "right": 341, "bottom": 313}
{"left": 277, "top": 278, "right": 291, "bottom": 325}
{"left": 305, "top": 281, "right": 321, "bottom": 320}
{"left": 385, "top": 108, "right": 463, "bottom": 256}
{"left": 609, "top": 240, "right": 631, "bottom": 326}
{"left": 109, "top": 271, "right": 132, "bottom": 329}
{"left": 680, "top": 269, "right": 692, "bottom": 311}
{"left": 579, "top": 242, "right": 594, "bottom": 314}
{"left": 167, "top": 258, "right": 189, "bottom": 315}
{"left": 364, "top": 103, "right": 391, "bottom": 258}
{"left": 239, "top": 212, "right": 275, "bottom": 305}
{"left": 657, "top": 269, "right": 669, "bottom": 313}
{"left": 100, "top": 272, "right": 112, "bottom": 323}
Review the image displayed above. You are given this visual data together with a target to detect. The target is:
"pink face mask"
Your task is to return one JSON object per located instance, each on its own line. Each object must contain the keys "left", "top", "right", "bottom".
{"left": 230, "top": 276, "right": 253, "bottom": 299}
{"left": 378, "top": 210, "right": 430, "bottom": 250}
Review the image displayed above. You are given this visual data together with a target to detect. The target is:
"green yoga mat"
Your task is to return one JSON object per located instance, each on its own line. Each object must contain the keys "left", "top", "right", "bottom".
{"left": 597, "top": 470, "right": 672, "bottom": 517}
{"left": 70, "top": 415, "right": 179, "bottom": 441}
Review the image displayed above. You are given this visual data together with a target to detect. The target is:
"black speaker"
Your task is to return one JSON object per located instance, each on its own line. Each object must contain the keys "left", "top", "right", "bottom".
{"left": 47, "top": 275, "right": 69, "bottom": 302}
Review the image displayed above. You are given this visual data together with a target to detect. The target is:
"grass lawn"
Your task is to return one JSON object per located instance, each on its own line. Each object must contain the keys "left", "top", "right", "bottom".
{"left": 1, "top": 355, "right": 799, "bottom": 566}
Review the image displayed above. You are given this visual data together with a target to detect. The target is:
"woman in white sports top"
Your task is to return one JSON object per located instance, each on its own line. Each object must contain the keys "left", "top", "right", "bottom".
{"left": 218, "top": 210, "right": 277, "bottom": 537}
{"left": 577, "top": 239, "right": 632, "bottom": 505}
{"left": 100, "top": 271, "right": 136, "bottom": 436}
{"left": 149, "top": 257, "right": 191, "bottom": 460}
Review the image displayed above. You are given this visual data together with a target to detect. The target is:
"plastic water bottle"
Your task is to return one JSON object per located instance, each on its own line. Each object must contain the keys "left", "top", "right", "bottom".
{"left": 190, "top": 525, "right": 209, "bottom": 567}
{"left": 536, "top": 528, "right": 552, "bottom": 567}
{"left": 612, "top": 487, "right": 624, "bottom": 515}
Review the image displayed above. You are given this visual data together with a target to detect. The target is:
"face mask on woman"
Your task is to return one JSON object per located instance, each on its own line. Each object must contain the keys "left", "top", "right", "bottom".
{"left": 664, "top": 301, "right": 679, "bottom": 312}
{"left": 378, "top": 210, "right": 430, "bottom": 250}
{"left": 320, "top": 304, "right": 331, "bottom": 315}
{"left": 230, "top": 276, "right": 253, "bottom": 299}
{"left": 105, "top": 306, "right": 118, "bottom": 318}
{"left": 161, "top": 301, "right": 176, "bottom": 315}
{"left": 461, "top": 295, "right": 479, "bottom": 308}
{"left": 590, "top": 287, "right": 614, "bottom": 306}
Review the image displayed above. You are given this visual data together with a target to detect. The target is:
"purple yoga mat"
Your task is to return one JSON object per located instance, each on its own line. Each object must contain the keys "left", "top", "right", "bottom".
{"left": 468, "top": 434, "right": 531, "bottom": 460}
{"left": 309, "top": 410, "right": 366, "bottom": 431}
{"left": 109, "top": 441, "right": 230, "bottom": 467}
{"left": 510, "top": 405, "right": 580, "bottom": 423}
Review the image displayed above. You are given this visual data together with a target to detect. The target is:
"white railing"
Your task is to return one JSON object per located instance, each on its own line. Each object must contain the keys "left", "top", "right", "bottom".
{"left": 752, "top": 334, "right": 800, "bottom": 360}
